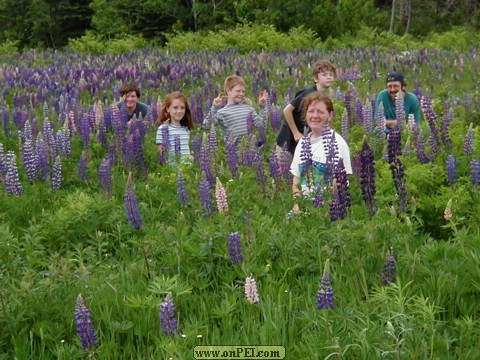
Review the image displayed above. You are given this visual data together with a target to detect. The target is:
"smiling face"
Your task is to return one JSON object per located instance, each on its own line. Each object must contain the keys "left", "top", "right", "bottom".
{"left": 227, "top": 84, "right": 246, "bottom": 104}
{"left": 387, "top": 80, "right": 403, "bottom": 101}
{"left": 124, "top": 91, "right": 139, "bottom": 111}
{"left": 167, "top": 98, "right": 186, "bottom": 124}
{"left": 305, "top": 100, "right": 333, "bottom": 137}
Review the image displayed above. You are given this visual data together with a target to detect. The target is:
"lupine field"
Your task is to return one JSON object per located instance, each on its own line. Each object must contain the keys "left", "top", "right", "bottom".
{"left": 0, "top": 44, "right": 479, "bottom": 359}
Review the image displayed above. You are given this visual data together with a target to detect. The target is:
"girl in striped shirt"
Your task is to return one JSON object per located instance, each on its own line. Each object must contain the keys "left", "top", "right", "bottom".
{"left": 155, "top": 92, "right": 194, "bottom": 164}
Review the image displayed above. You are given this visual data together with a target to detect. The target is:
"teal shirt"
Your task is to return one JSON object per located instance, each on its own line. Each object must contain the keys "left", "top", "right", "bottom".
{"left": 374, "top": 90, "right": 421, "bottom": 124}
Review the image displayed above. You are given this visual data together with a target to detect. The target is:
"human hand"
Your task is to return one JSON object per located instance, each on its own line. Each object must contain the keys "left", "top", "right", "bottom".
{"left": 242, "top": 97, "right": 253, "bottom": 106}
{"left": 258, "top": 90, "right": 268, "bottom": 106}
{"left": 292, "top": 203, "right": 301, "bottom": 213}
{"left": 213, "top": 92, "right": 224, "bottom": 107}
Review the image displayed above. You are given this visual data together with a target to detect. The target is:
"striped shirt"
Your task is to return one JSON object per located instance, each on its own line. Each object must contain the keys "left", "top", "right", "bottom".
{"left": 155, "top": 123, "right": 191, "bottom": 162}
{"left": 203, "top": 103, "right": 267, "bottom": 141}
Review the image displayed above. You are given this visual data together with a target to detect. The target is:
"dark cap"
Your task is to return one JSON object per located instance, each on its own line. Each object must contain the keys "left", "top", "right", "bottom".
{"left": 386, "top": 71, "right": 404, "bottom": 84}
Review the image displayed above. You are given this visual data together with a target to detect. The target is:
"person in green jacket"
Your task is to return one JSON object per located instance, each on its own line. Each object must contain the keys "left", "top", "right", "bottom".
{"left": 374, "top": 71, "right": 420, "bottom": 131}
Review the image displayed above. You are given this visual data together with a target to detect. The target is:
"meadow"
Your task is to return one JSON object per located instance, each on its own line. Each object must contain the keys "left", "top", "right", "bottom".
{"left": 0, "top": 41, "right": 479, "bottom": 359}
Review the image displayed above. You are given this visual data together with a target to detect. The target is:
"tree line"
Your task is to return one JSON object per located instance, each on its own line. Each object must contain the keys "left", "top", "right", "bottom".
{"left": 0, "top": 0, "right": 478, "bottom": 49}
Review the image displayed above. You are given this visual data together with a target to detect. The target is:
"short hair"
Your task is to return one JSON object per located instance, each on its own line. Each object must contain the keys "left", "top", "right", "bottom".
{"left": 301, "top": 92, "right": 334, "bottom": 122}
{"left": 120, "top": 83, "right": 141, "bottom": 98}
{"left": 155, "top": 91, "right": 194, "bottom": 130}
{"left": 312, "top": 61, "right": 336, "bottom": 77}
{"left": 386, "top": 71, "right": 406, "bottom": 86}
{"left": 224, "top": 75, "right": 245, "bottom": 92}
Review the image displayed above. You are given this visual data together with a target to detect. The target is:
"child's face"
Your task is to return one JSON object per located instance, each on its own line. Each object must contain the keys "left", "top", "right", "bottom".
{"left": 124, "top": 91, "right": 139, "bottom": 109}
{"left": 227, "top": 84, "right": 245, "bottom": 104}
{"left": 313, "top": 70, "right": 335, "bottom": 89}
{"left": 167, "top": 99, "right": 186, "bottom": 123}
{"left": 306, "top": 100, "right": 332, "bottom": 134}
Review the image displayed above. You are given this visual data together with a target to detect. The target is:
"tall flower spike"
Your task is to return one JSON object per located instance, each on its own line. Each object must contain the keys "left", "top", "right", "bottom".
{"left": 215, "top": 177, "right": 229, "bottom": 213}
{"left": 5, "top": 150, "right": 24, "bottom": 196}
{"left": 444, "top": 198, "right": 453, "bottom": 220}
{"left": 228, "top": 232, "right": 244, "bottom": 265}
{"left": 159, "top": 292, "right": 179, "bottom": 336}
{"left": 199, "top": 171, "right": 214, "bottom": 218}
{"left": 464, "top": 122, "right": 474, "bottom": 156}
{"left": 98, "top": 156, "right": 113, "bottom": 198}
{"left": 123, "top": 172, "right": 143, "bottom": 231}
{"left": 381, "top": 248, "right": 396, "bottom": 285}
{"left": 75, "top": 294, "right": 98, "bottom": 352}
{"left": 225, "top": 131, "right": 239, "bottom": 178}
{"left": 470, "top": 159, "right": 480, "bottom": 187}
{"left": 317, "top": 259, "right": 334, "bottom": 310}
{"left": 177, "top": 168, "right": 188, "bottom": 208}
{"left": 245, "top": 275, "right": 260, "bottom": 304}
{"left": 446, "top": 154, "right": 458, "bottom": 187}
{"left": 51, "top": 155, "right": 62, "bottom": 190}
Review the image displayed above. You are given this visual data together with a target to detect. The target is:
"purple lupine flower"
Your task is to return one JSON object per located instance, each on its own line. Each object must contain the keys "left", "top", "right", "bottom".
{"left": 256, "top": 121, "right": 267, "bottom": 147}
{"left": 23, "top": 120, "right": 33, "bottom": 142}
{"left": 98, "top": 156, "right": 113, "bottom": 198}
{"left": 199, "top": 171, "right": 214, "bottom": 218}
{"left": 225, "top": 131, "right": 239, "bottom": 178}
{"left": 395, "top": 91, "right": 405, "bottom": 130}
{"left": 317, "top": 259, "right": 334, "bottom": 310}
{"left": 177, "top": 168, "right": 188, "bottom": 208}
{"left": 341, "top": 109, "right": 349, "bottom": 143}
{"left": 96, "top": 119, "right": 108, "bottom": 147}
{"left": 75, "top": 294, "right": 98, "bottom": 352}
{"left": 192, "top": 134, "right": 201, "bottom": 165}
{"left": 22, "top": 139, "right": 39, "bottom": 183}
{"left": 215, "top": 177, "right": 229, "bottom": 213}
{"left": 390, "top": 157, "right": 408, "bottom": 213}
{"left": 375, "top": 102, "right": 385, "bottom": 140}
{"left": 5, "top": 151, "right": 24, "bottom": 196}
{"left": 0, "top": 143, "right": 6, "bottom": 179}
{"left": 253, "top": 147, "right": 267, "bottom": 191}
{"left": 329, "top": 179, "right": 341, "bottom": 222}
{"left": 421, "top": 94, "right": 440, "bottom": 160}
{"left": 174, "top": 135, "right": 181, "bottom": 159}
{"left": 78, "top": 150, "right": 88, "bottom": 182}
{"left": 240, "top": 137, "right": 255, "bottom": 168}
{"left": 387, "top": 125, "right": 402, "bottom": 163}
{"left": 2, "top": 107, "right": 10, "bottom": 137}
{"left": 446, "top": 154, "right": 458, "bottom": 186}
{"left": 51, "top": 155, "right": 62, "bottom": 190}
{"left": 200, "top": 135, "right": 214, "bottom": 186}
{"left": 313, "top": 182, "right": 324, "bottom": 208}
{"left": 278, "top": 147, "right": 292, "bottom": 185}
{"left": 363, "top": 98, "right": 373, "bottom": 134}
{"left": 464, "top": 123, "right": 474, "bottom": 156}
{"left": 36, "top": 136, "right": 50, "bottom": 181}
{"left": 228, "top": 232, "right": 244, "bottom": 265}
{"left": 354, "top": 96, "right": 363, "bottom": 127}
{"left": 246, "top": 111, "right": 254, "bottom": 136}
{"left": 323, "top": 130, "right": 339, "bottom": 186}
{"left": 413, "top": 127, "right": 430, "bottom": 164}
{"left": 360, "top": 137, "right": 376, "bottom": 216}
{"left": 334, "top": 158, "right": 350, "bottom": 219}
{"left": 42, "top": 119, "right": 57, "bottom": 160}
{"left": 470, "top": 159, "right": 480, "bottom": 187}
{"left": 208, "top": 125, "right": 218, "bottom": 158}
{"left": 440, "top": 101, "right": 453, "bottom": 148}
{"left": 159, "top": 292, "right": 179, "bottom": 336}
{"left": 124, "top": 172, "right": 143, "bottom": 231}
{"left": 269, "top": 106, "right": 282, "bottom": 132}
{"left": 381, "top": 248, "right": 396, "bottom": 285}
{"left": 245, "top": 275, "right": 260, "bottom": 304}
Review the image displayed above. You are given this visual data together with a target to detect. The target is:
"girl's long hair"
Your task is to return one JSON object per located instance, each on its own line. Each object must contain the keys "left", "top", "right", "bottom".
{"left": 154, "top": 92, "right": 194, "bottom": 130}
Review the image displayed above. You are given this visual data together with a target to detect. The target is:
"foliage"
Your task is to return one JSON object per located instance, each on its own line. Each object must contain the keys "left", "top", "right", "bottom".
{"left": 164, "top": 23, "right": 319, "bottom": 53}
{"left": 68, "top": 32, "right": 148, "bottom": 55}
